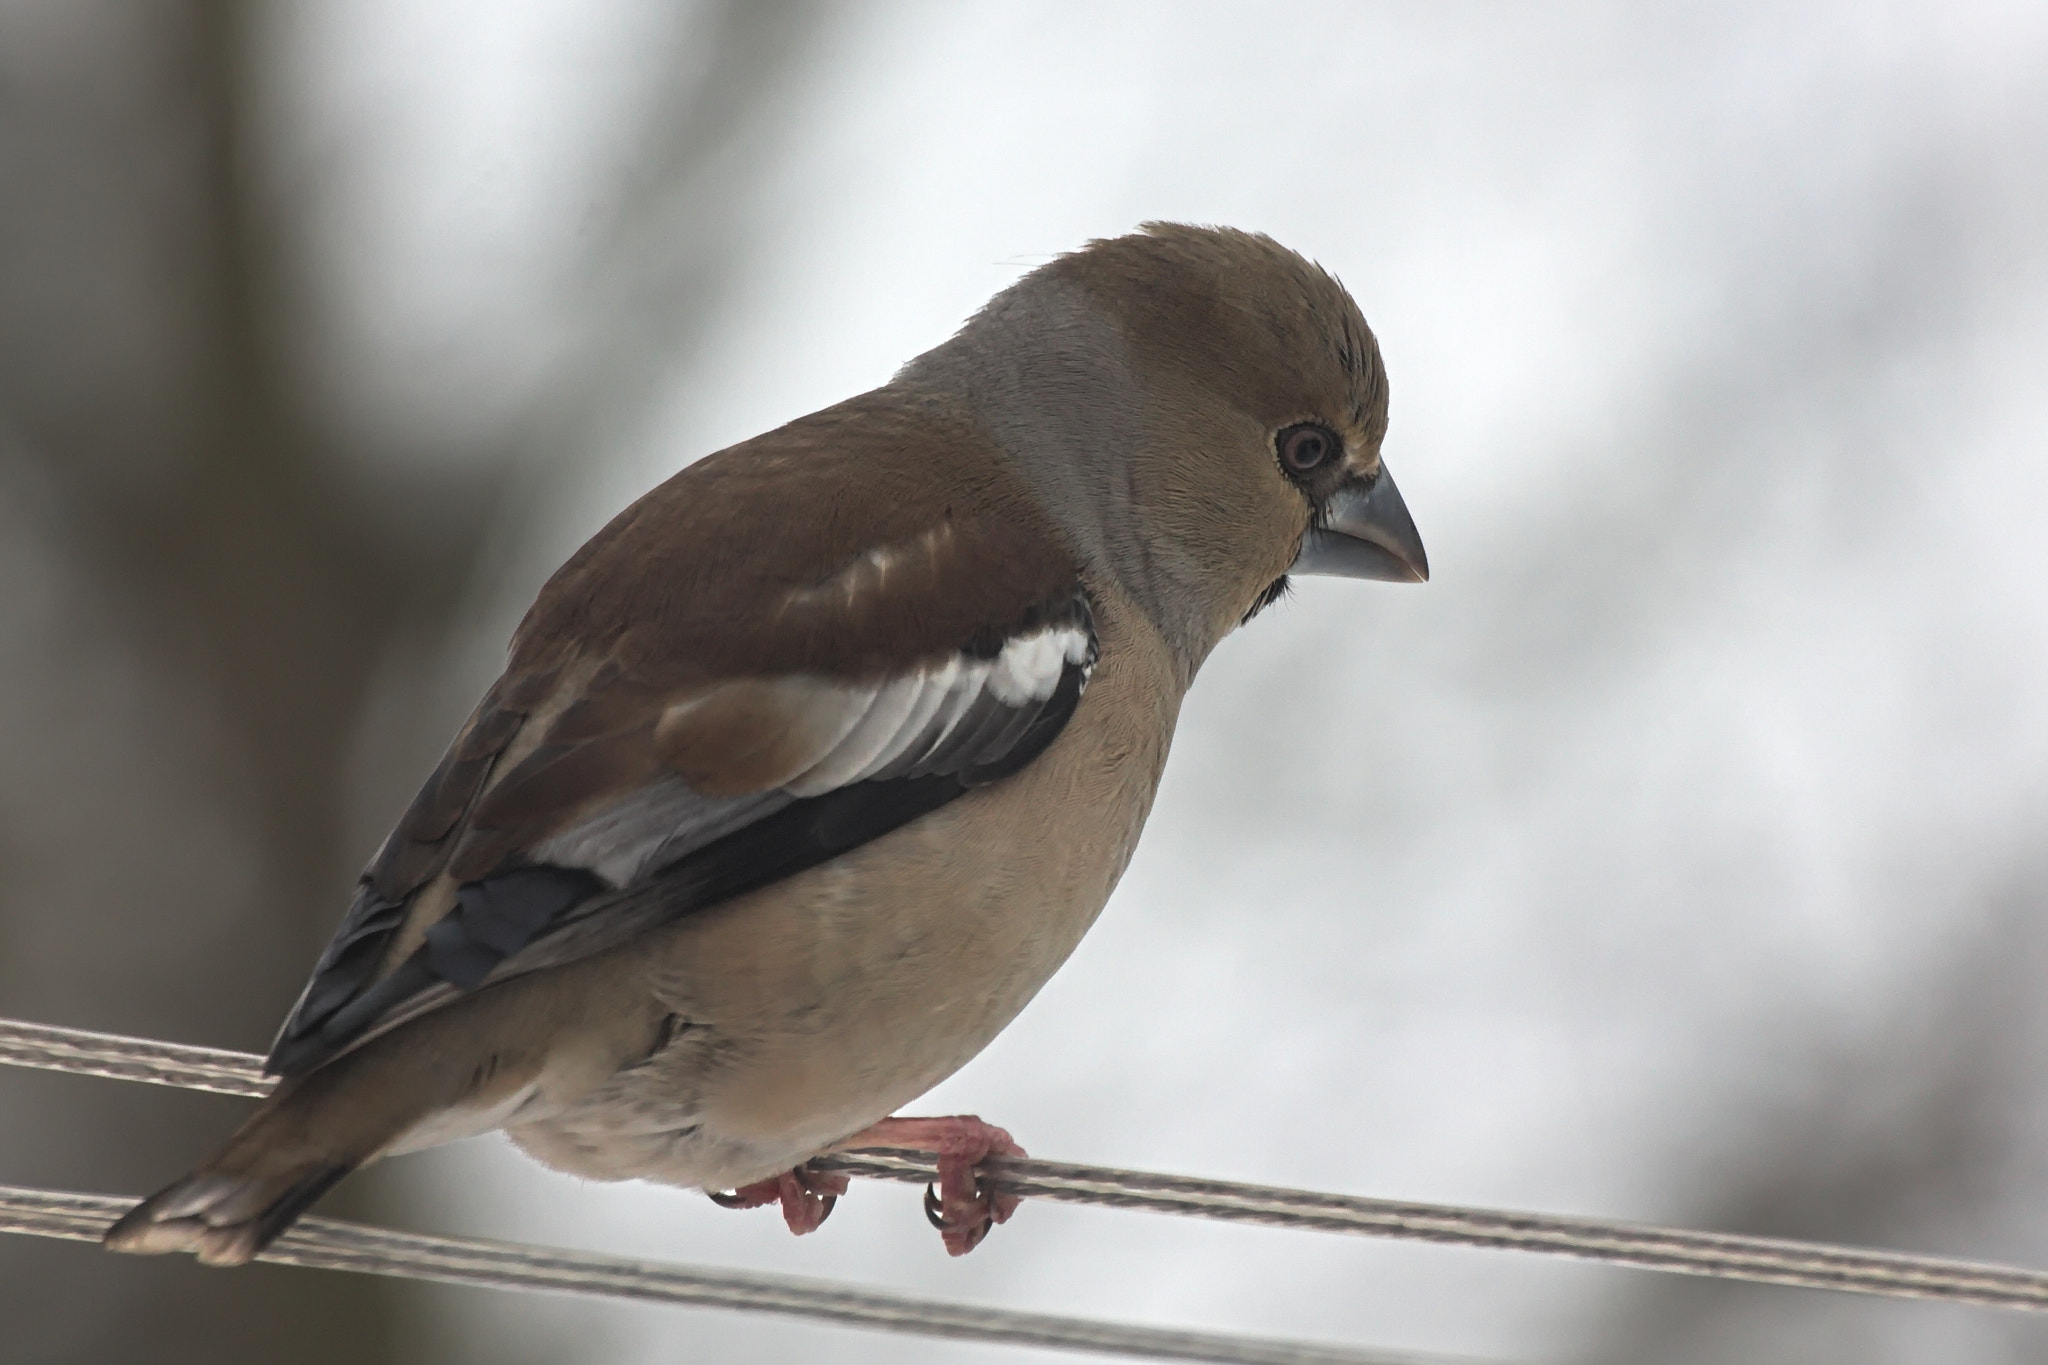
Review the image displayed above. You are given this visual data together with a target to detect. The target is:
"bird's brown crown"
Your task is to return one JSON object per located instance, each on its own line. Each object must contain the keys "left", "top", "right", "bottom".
{"left": 1047, "top": 223, "right": 1389, "bottom": 462}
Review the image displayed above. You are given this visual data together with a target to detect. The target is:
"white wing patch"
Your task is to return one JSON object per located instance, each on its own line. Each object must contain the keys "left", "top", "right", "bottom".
{"left": 532, "top": 622, "right": 1094, "bottom": 887}
{"left": 785, "top": 623, "right": 1090, "bottom": 795}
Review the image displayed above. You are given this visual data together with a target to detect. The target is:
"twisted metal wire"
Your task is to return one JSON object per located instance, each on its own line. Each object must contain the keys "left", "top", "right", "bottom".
{"left": 0, "top": 1184, "right": 1435, "bottom": 1365}
{"left": 814, "top": 1152, "right": 2048, "bottom": 1310}
{"left": 10, "top": 1016, "right": 2048, "bottom": 1313}
{"left": 0, "top": 1018, "right": 272, "bottom": 1098}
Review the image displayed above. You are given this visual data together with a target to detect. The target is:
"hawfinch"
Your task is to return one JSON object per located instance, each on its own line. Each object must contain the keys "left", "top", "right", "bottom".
{"left": 106, "top": 223, "right": 1427, "bottom": 1265}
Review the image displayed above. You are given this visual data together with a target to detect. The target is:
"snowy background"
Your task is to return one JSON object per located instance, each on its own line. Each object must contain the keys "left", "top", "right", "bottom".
{"left": 4, "top": 4, "right": 2048, "bottom": 1362}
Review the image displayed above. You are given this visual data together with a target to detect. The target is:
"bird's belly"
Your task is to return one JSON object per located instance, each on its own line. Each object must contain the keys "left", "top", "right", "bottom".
{"left": 509, "top": 781, "right": 1143, "bottom": 1190}
{"left": 679, "top": 814, "right": 1122, "bottom": 1162}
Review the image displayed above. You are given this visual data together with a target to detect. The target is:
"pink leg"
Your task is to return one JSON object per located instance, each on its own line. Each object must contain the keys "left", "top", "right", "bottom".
{"left": 832, "top": 1114, "right": 1025, "bottom": 1256}
{"left": 707, "top": 1164, "right": 849, "bottom": 1236}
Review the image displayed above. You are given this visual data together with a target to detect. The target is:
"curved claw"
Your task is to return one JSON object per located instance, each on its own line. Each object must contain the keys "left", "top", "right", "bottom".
{"left": 923, "top": 1179, "right": 994, "bottom": 1252}
{"left": 832, "top": 1114, "right": 1023, "bottom": 1255}
{"left": 707, "top": 1166, "right": 843, "bottom": 1233}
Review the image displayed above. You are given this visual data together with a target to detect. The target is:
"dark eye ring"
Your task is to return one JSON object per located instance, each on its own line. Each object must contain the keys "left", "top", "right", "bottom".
{"left": 1277, "top": 423, "right": 1339, "bottom": 477}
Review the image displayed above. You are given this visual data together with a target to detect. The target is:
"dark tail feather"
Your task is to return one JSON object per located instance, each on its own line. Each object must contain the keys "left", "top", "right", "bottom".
{"left": 102, "top": 1046, "right": 405, "bottom": 1266}
{"left": 106, "top": 952, "right": 592, "bottom": 1265}
{"left": 104, "top": 1161, "right": 352, "bottom": 1266}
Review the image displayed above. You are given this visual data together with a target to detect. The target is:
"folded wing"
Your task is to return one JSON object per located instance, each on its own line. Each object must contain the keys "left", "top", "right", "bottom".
{"left": 266, "top": 397, "right": 1094, "bottom": 1076}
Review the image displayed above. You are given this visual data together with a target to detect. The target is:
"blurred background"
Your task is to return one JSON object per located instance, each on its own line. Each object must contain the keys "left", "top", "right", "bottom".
{"left": 3, "top": 2, "right": 2047, "bottom": 1362}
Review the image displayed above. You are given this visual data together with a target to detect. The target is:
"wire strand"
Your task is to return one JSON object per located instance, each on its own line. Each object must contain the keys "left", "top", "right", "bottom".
{"left": 0, "top": 1184, "right": 1442, "bottom": 1365}
{"left": 0, "top": 1018, "right": 272, "bottom": 1098}
{"left": 10, "top": 1017, "right": 2048, "bottom": 1313}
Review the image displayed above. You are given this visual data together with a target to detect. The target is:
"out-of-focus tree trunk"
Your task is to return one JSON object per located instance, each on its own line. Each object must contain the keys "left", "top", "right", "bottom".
{"left": 0, "top": 2, "right": 830, "bottom": 1360}
{"left": 0, "top": 5, "right": 438, "bottom": 1359}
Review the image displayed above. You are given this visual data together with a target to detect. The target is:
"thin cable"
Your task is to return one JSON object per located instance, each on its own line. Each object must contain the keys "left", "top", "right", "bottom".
{"left": 0, "top": 1018, "right": 271, "bottom": 1098}
{"left": 813, "top": 1152, "right": 2048, "bottom": 1311}
{"left": 0, "top": 1184, "right": 1442, "bottom": 1365}
{"left": 10, "top": 1017, "right": 2048, "bottom": 1312}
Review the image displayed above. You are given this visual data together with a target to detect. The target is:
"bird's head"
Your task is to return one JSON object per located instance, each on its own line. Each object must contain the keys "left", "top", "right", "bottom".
{"left": 903, "top": 222, "right": 1427, "bottom": 683}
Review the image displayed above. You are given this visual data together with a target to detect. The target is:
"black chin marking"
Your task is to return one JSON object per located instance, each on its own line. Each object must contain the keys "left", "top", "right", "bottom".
{"left": 1241, "top": 576, "right": 1291, "bottom": 625}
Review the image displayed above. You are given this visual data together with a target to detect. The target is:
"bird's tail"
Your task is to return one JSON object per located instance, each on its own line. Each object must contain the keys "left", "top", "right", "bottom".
{"left": 103, "top": 1016, "right": 526, "bottom": 1266}
{"left": 103, "top": 956, "right": 648, "bottom": 1265}
{"left": 102, "top": 1149, "right": 355, "bottom": 1266}
{"left": 99, "top": 1049, "right": 422, "bottom": 1266}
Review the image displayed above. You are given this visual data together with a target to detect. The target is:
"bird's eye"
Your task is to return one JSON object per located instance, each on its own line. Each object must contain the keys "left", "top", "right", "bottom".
{"left": 1277, "top": 423, "right": 1339, "bottom": 477}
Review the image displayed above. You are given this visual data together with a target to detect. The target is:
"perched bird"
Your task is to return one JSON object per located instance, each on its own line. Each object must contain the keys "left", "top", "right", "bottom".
{"left": 104, "top": 223, "right": 1427, "bottom": 1265}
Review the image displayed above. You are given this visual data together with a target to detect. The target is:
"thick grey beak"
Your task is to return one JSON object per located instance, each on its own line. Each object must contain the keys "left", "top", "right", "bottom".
{"left": 1290, "top": 464, "right": 1429, "bottom": 583}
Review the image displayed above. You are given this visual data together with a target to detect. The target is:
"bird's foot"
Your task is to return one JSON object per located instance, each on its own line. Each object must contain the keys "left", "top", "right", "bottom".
{"left": 707, "top": 1162, "right": 848, "bottom": 1235}
{"left": 834, "top": 1114, "right": 1025, "bottom": 1256}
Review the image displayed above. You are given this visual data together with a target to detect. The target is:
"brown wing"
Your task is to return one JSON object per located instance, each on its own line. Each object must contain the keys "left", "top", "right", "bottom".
{"left": 266, "top": 391, "right": 1094, "bottom": 1076}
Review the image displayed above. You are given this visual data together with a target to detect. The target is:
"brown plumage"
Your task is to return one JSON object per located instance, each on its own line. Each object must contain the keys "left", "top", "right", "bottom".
{"left": 104, "top": 223, "right": 1427, "bottom": 1266}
